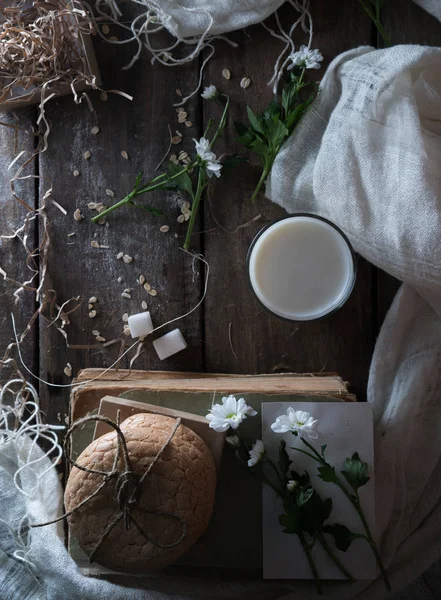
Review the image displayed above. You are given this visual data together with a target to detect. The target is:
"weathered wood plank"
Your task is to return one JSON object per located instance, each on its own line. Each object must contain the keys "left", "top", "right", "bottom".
{"left": 0, "top": 109, "right": 38, "bottom": 381}
{"left": 202, "top": 1, "right": 374, "bottom": 399}
{"left": 38, "top": 30, "right": 203, "bottom": 424}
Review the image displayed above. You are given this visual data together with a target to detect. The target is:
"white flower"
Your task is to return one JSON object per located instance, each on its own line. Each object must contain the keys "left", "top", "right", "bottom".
{"left": 193, "top": 137, "right": 222, "bottom": 179}
{"left": 287, "top": 480, "right": 299, "bottom": 493}
{"left": 226, "top": 435, "right": 241, "bottom": 448}
{"left": 271, "top": 408, "right": 319, "bottom": 439}
{"left": 287, "top": 46, "right": 323, "bottom": 70}
{"left": 201, "top": 85, "right": 219, "bottom": 100}
{"left": 248, "top": 440, "right": 265, "bottom": 467}
{"left": 206, "top": 395, "right": 257, "bottom": 432}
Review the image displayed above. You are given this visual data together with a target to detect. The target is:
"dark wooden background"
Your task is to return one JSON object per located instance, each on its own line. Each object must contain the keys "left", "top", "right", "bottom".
{"left": 0, "top": 1, "right": 440, "bottom": 597}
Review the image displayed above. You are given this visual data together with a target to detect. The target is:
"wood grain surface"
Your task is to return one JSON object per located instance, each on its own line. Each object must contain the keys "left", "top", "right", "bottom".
{"left": 0, "top": 1, "right": 440, "bottom": 595}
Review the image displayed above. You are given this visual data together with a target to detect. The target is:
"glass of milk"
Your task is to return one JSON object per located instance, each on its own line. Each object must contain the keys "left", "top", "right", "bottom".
{"left": 247, "top": 214, "right": 356, "bottom": 321}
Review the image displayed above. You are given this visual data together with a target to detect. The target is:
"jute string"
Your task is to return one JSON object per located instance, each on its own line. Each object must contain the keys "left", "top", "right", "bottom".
{"left": 31, "top": 413, "right": 187, "bottom": 563}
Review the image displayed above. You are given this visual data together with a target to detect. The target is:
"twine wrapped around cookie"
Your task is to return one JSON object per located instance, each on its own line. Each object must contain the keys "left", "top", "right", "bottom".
{"left": 31, "top": 413, "right": 187, "bottom": 563}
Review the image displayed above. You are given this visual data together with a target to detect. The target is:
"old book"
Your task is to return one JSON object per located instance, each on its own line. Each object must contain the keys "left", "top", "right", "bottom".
{"left": 68, "top": 371, "right": 355, "bottom": 575}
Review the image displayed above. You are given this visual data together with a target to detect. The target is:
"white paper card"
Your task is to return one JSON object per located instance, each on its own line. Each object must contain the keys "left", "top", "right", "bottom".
{"left": 262, "top": 402, "right": 376, "bottom": 580}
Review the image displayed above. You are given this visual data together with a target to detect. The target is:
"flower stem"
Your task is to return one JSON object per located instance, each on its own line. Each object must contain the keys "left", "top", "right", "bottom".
{"left": 317, "top": 531, "right": 354, "bottom": 582}
{"left": 298, "top": 531, "right": 323, "bottom": 595}
{"left": 250, "top": 164, "right": 270, "bottom": 202}
{"left": 183, "top": 168, "right": 205, "bottom": 251}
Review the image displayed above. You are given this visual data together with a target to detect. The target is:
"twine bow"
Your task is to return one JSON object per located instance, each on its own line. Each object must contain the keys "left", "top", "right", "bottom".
{"left": 31, "top": 413, "right": 187, "bottom": 563}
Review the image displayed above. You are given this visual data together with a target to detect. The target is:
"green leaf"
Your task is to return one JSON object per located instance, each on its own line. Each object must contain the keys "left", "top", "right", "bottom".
{"left": 278, "top": 440, "right": 291, "bottom": 477}
{"left": 167, "top": 162, "right": 194, "bottom": 197}
{"left": 265, "top": 117, "right": 289, "bottom": 151}
{"left": 324, "top": 524, "right": 361, "bottom": 552}
{"left": 317, "top": 464, "right": 339, "bottom": 484}
{"left": 234, "top": 120, "right": 249, "bottom": 137}
{"left": 221, "top": 154, "right": 248, "bottom": 175}
{"left": 129, "top": 202, "right": 166, "bottom": 217}
{"left": 262, "top": 100, "right": 281, "bottom": 122}
{"left": 296, "top": 487, "right": 313, "bottom": 507}
{"left": 250, "top": 138, "right": 269, "bottom": 160}
{"left": 341, "top": 452, "right": 370, "bottom": 491}
{"left": 246, "top": 106, "right": 264, "bottom": 134}
{"left": 320, "top": 445, "right": 327, "bottom": 456}
{"left": 278, "top": 512, "right": 300, "bottom": 535}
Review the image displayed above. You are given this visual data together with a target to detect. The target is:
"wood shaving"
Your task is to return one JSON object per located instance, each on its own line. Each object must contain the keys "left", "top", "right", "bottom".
{"left": 141, "top": 301, "right": 147, "bottom": 310}
{"left": 91, "top": 126, "right": 100, "bottom": 135}
{"left": 121, "top": 150, "right": 129, "bottom": 160}
{"left": 89, "top": 310, "right": 97, "bottom": 318}
{"left": 122, "top": 254, "right": 133, "bottom": 264}
{"left": 222, "top": 68, "right": 231, "bottom": 80}
{"left": 73, "top": 170, "right": 80, "bottom": 177}
{"left": 73, "top": 208, "right": 83, "bottom": 222}
{"left": 105, "top": 189, "right": 115, "bottom": 197}
{"left": 83, "top": 150, "right": 91, "bottom": 160}
{"left": 240, "top": 77, "right": 251, "bottom": 89}
{"left": 160, "top": 225, "right": 170, "bottom": 233}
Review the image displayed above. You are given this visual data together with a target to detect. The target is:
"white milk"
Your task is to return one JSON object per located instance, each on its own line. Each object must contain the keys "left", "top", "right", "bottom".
{"left": 248, "top": 216, "right": 355, "bottom": 321}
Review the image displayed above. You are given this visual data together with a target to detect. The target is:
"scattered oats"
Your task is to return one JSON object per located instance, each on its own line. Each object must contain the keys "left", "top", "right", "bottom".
{"left": 139, "top": 274, "right": 145, "bottom": 284}
{"left": 96, "top": 335, "right": 106, "bottom": 342}
{"left": 89, "top": 309, "right": 97, "bottom": 318}
{"left": 148, "top": 289, "right": 158, "bottom": 297}
{"left": 171, "top": 136, "right": 182, "bottom": 145}
{"left": 123, "top": 254, "right": 133, "bottom": 264}
{"left": 73, "top": 208, "right": 84, "bottom": 222}
{"left": 88, "top": 303, "right": 94, "bottom": 310}
{"left": 91, "top": 240, "right": 100, "bottom": 248}
{"left": 122, "top": 313, "right": 129, "bottom": 322}
{"left": 240, "top": 76, "right": 251, "bottom": 89}
{"left": 64, "top": 364, "right": 72, "bottom": 377}
{"left": 117, "top": 251, "right": 124, "bottom": 259}
{"left": 102, "top": 24, "right": 109, "bottom": 35}
{"left": 177, "top": 214, "right": 185, "bottom": 224}
{"left": 175, "top": 130, "right": 183, "bottom": 137}
{"left": 123, "top": 288, "right": 132, "bottom": 294}
{"left": 87, "top": 202, "right": 98, "bottom": 210}
{"left": 97, "top": 218, "right": 107, "bottom": 226}
{"left": 176, "top": 88, "right": 182, "bottom": 97}
{"left": 105, "top": 189, "right": 115, "bottom": 197}
{"left": 178, "top": 151, "right": 189, "bottom": 160}
{"left": 89, "top": 296, "right": 97, "bottom": 304}
{"left": 91, "top": 126, "right": 100, "bottom": 135}
{"left": 184, "top": 212, "right": 191, "bottom": 222}
{"left": 123, "top": 325, "right": 131, "bottom": 336}
{"left": 121, "top": 292, "right": 131, "bottom": 299}
{"left": 100, "top": 91, "right": 108, "bottom": 101}
{"left": 222, "top": 68, "right": 231, "bottom": 80}
{"left": 178, "top": 112, "right": 188, "bottom": 123}
{"left": 182, "top": 156, "right": 192, "bottom": 165}
{"left": 182, "top": 200, "right": 191, "bottom": 210}
{"left": 67, "top": 232, "right": 76, "bottom": 237}
{"left": 143, "top": 282, "right": 151, "bottom": 292}
{"left": 73, "top": 169, "right": 80, "bottom": 177}
{"left": 84, "top": 150, "right": 91, "bottom": 160}
{"left": 169, "top": 154, "right": 179, "bottom": 165}
{"left": 117, "top": 276, "right": 123, "bottom": 283}
{"left": 176, "top": 107, "right": 186, "bottom": 113}
{"left": 184, "top": 120, "right": 193, "bottom": 128}
{"left": 141, "top": 301, "right": 148, "bottom": 310}
{"left": 109, "top": 36, "right": 119, "bottom": 42}
{"left": 92, "top": 329, "right": 100, "bottom": 336}
{"left": 160, "top": 225, "right": 170, "bottom": 233}
{"left": 121, "top": 150, "right": 129, "bottom": 160}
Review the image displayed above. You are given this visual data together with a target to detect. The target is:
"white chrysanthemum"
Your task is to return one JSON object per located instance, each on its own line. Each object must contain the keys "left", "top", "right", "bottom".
{"left": 248, "top": 439, "right": 265, "bottom": 467}
{"left": 206, "top": 395, "right": 257, "bottom": 432}
{"left": 287, "top": 46, "right": 323, "bottom": 70}
{"left": 193, "top": 137, "right": 222, "bottom": 178}
{"left": 226, "top": 435, "right": 241, "bottom": 448}
{"left": 201, "top": 85, "right": 219, "bottom": 100}
{"left": 287, "top": 479, "right": 299, "bottom": 492}
{"left": 271, "top": 408, "right": 319, "bottom": 439}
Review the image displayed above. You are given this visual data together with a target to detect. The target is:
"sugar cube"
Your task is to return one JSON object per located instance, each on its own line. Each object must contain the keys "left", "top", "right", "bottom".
{"left": 153, "top": 329, "right": 187, "bottom": 360}
{"left": 128, "top": 312, "right": 154, "bottom": 339}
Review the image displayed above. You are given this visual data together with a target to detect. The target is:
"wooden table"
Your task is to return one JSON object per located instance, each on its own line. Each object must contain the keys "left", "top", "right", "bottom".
{"left": 0, "top": 1, "right": 440, "bottom": 597}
